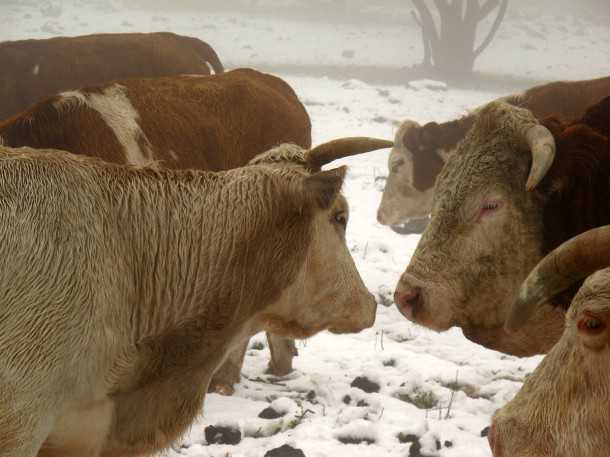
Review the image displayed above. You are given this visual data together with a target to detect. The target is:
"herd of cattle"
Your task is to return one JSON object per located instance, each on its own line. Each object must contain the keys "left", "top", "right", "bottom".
{"left": 0, "top": 31, "right": 608, "bottom": 457}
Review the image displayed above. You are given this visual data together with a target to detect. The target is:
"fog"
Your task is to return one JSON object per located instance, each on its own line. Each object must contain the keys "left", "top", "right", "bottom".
{"left": 2, "top": 2, "right": 610, "bottom": 456}
{"left": 3, "top": 0, "right": 610, "bottom": 93}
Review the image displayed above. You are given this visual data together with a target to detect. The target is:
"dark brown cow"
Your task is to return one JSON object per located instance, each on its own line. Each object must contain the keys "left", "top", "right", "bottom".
{"left": 377, "top": 76, "right": 610, "bottom": 233}
{"left": 0, "top": 67, "right": 312, "bottom": 393}
{"left": 394, "top": 96, "right": 610, "bottom": 356}
{"left": 0, "top": 32, "right": 224, "bottom": 121}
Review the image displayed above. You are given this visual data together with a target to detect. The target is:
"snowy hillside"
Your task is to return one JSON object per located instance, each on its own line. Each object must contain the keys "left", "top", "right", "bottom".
{"left": 2, "top": 1, "right": 608, "bottom": 456}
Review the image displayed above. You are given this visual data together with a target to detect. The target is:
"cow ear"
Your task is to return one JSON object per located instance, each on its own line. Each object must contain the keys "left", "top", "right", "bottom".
{"left": 303, "top": 166, "right": 346, "bottom": 209}
{"left": 420, "top": 122, "right": 442, "bottom": 148}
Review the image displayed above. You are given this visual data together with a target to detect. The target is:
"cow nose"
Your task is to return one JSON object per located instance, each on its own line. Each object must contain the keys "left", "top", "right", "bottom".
{"left": 394, "top": 283, "right": 424, "bottom": 320}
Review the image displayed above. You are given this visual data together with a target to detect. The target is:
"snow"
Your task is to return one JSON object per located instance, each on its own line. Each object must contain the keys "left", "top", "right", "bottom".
{"left": 2, "top": 1, "right": 608, "bottom": 456}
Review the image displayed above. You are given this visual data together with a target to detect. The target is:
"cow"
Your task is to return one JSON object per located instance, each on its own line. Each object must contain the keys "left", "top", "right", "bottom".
{"left": 0, "top": 136, "right": 392, "bottom": 457}
{"left": 393, "top": 97, "right": 610, "bottom": 356}
{"left": 377, "top": 76, "right": 610, "bottom": 234}
{"left": 0, "top": 67, "right": 312, "bottom": 393}
{"left": 489, "top": 225, "right": 610, "bottom": 457}
{"left": 0, "top": 32, "right": 224, "bottom": 120}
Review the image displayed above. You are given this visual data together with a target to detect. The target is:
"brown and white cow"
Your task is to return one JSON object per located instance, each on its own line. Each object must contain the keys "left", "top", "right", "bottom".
{"left": 0, "top": 67, "right": 312, "bottom": 392}
{"left": 377, "top": 76, "right": 610, "bottom": 233}
{"left": 0, "top": 136, "right": 391, "bottom": 457}
{"left": 489, "top": 226, "right": 610, "bottom": 457}
{"left": 0, "top": 32, "right": 223, "bottom": 120}
{"left": 394, "top": 97, "right": 610, "bottom": 356}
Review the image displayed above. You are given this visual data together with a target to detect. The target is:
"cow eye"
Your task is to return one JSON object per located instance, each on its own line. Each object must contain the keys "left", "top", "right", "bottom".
{"left": 578, "top": 316, "right": 606, "bottom": 336}
{"left": 334, "top": 211, "right": 347, "bottom": 229}
{"left": 478, "top": 200, "right": 502, "bottom": 220}
{"left": 482, "top": 202, "right": 500, "bottom": 211}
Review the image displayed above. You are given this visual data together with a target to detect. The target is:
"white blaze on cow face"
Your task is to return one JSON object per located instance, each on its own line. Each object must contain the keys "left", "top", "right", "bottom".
{"left": 490, "top": 269, "right": 610, "bottom": 457}
{"left": 32, "top": 65, "right": 40, "bottom": 76}
{"left": 377, "top": 121, "right": 432, "bottom": 226}
{"left": 54, "top": 85, "right": 153, "bottom": 166}
{"left": 258, "top": 167, "right": 377, "bottom": 338}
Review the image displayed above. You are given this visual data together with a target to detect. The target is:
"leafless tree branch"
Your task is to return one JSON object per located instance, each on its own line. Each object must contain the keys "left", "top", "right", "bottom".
{"left": 411, "top": 9, "right": 422, "bottom": 27}
{"left": 474, "top": 0, "right": 507, "bottom": 57}
{"left": 478, "top": 0, "right": 500, "bottom": 21}
{"left": 412, "top": 0, "right": 440, "bottom": 64}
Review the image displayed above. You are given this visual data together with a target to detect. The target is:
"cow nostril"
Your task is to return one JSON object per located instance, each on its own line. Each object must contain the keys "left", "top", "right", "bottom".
{"left": 395, "top": 286, "right": 423, "bottom": 310}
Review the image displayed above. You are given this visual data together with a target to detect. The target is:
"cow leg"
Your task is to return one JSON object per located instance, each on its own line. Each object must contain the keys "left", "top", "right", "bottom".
{"left": 208, "top": 339, "right": 248, "bottom": 396}
{"left": 266, "top": 333, "right": 297, "bottom": 376}
{"left": 0, "top": 379, "right": 53, "bottom": 457}
{"left": 102, "top": 376, "right": 207, "bottom": 457}
{"left": 38, "top": 399, "right": 113, "bottom": 457}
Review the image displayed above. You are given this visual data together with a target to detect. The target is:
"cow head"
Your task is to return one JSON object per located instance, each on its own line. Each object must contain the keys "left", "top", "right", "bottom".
{"left": 376, "top": 119, "right": 461, "bottom": 233}
{"left": 250, "top": 137, "right": 393, "bottom": 337}
{"left": 491, "top": 226, "right": 610, "bottom": 457}
{"left": 393, "top": 102, "right": 559, "bottom": 352}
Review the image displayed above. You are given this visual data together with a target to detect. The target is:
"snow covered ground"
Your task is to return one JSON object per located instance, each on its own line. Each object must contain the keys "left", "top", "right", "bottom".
{"left": 2, "top": 1, "right": 608, "bottom": 456}
{"left": 166, "top": 76, "right": 534, "bottom": 457}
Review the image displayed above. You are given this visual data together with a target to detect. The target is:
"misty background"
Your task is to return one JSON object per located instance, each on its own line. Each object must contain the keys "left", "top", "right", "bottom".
{"left": 2, "top": 0, "right": 609, "bottom": 93}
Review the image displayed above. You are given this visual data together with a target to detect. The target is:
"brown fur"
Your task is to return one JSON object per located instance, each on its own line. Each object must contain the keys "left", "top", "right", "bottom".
{"left": 0, "top": 144, "right": 375, "bottom": 457}
{"left": 0, "top": 67, "right": 312, "bottom": 391}
{"left": 0, "top": 32, "right": 224, "bottom": 120}
{"left": 0, "top": 68, "right": 311, "bottom": 169}
{"left": 538, "top": 97, "right": 610, "bottom": 306}
{"left": 491, "top": 269, "right": 610, "bottom": 457}
{"left": 394, "top": 98, "right": 610, "bottom": 356}
{"left": 378, "top": 76, "right": 610, "bottom": 227}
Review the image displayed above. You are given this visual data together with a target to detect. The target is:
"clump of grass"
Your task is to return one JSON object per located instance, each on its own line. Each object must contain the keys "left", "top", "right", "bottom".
{"left": 250, "top": 341, "right": 265, "bottom": 350}
{"left": 337, "top": 436, "right": 375, "bottom": 445}
{"left": 397, "top": 432, "right": 419, "bottom": 444}
{"left": 396, "top": 390, "right": 439, "bottom": 409}
{"left": 382, "top": 358, "right": 397, "bottom": 367}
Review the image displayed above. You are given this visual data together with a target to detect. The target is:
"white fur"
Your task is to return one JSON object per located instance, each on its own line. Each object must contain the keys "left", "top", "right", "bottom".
{"left": 53, "top": 85, "right": 153, "bottom": 166}
{"left": 32, "top": 65, "right": 40, "bottom": 76}
{"left": 53, "top": 90, "right": 88, "bottom": 114}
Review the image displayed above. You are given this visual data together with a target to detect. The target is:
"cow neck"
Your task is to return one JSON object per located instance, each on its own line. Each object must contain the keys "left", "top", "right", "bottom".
{"left": 540, "top": 125, "right": 610, "bottom": 308}
{"left": 111, "top": 166, "right": 312, "bottom": 344}
{"left": 462, "top": 303, "right": 565, "bottom": 356}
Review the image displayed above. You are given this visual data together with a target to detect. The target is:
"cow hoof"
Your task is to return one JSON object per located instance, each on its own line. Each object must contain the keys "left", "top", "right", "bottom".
{"left": 265, "top": 365, "right": 293, "bottom": 377}
{"left": 209, "top": 383, "right": 235, "bottom": 396}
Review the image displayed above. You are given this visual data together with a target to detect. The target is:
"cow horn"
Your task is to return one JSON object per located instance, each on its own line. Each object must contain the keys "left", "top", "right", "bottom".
{"left": 305, "top": 137, "right": 394, "bottom": 170}
{"left": 524, "top": 124, "right": 555, "bottom": 190}
{"left": 505, "top": 225, "right": 610, "bottom": 333}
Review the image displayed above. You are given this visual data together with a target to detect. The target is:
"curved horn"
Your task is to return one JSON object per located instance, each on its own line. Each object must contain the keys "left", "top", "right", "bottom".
{"left": 523, "top": 124, "right": 556, "bottom": 191}
{"left": 505, "top": 225, "right": 610, "bottom": 333}
{"left": 305, "top": 137, "right": 393, "bottom": 170}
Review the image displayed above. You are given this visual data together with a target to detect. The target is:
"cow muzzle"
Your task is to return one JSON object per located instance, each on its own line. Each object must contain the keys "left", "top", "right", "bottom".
{"left": 330, "top": 292, "right": 377, "bottom": 334}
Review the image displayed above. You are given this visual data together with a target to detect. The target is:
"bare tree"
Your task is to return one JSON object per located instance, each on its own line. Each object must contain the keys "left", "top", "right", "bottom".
{"left": 411, "top": 0, "right": 509, "bottom": 78}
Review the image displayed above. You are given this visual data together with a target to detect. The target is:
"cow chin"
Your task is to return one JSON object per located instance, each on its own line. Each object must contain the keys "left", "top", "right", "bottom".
{"left": 257, "top": 313, "right": 325, "bottom": 340}
{"left": 405, "top": 304, "right": 454, "bottom": 332}
{"left": 329, "top": 312, "right": 376, "bottom": 334}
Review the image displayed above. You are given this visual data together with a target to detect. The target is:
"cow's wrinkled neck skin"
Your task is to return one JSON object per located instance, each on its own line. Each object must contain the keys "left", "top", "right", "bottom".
{"left": 103, "top": 165, "right": 311, "bottom": 345}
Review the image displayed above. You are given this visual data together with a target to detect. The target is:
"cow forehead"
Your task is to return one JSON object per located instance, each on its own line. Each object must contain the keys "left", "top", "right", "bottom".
{"left": 433, "top": 127, "right": 525, "bottom": 211}
{"left": 569, "top": 269, "right": 610, "bottom": 315}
